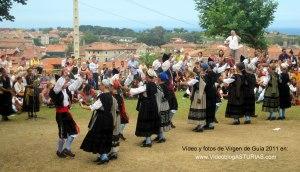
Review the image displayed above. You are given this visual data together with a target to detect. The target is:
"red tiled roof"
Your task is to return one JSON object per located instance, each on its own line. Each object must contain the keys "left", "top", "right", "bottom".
{"left": 41, "top": 57, "right": 63, "bottom": 71}
{"left": 46, "top": 44, "right": 66, "bottom": 53}
{"left": 85, "top": 42, "right": 137, "bottom": 51}
{"left": 161, "top": 43, "right": 199, "bottom": 50}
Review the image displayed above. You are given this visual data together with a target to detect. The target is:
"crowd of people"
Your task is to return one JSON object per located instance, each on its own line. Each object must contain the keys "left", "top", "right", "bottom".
{"left": 0, "top": 38, "right": 300, "bottom": 165}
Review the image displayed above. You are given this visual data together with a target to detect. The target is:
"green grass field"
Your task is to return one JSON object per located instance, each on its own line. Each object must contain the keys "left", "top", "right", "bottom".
{"left": 0, "top": 92, "right": 299, "bottom": 172}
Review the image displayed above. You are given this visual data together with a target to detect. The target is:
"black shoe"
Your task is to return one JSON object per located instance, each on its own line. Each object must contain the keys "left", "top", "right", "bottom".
{"left": 63, "top": 149, "right": 75, "bottom": 158}
{"left": 233, "top": 120, "right": 240, "bottom": 125}
{"left": 270, "top": 117, "right": 276, "bottom": 121}
{"left": 214, "top": 117, "right": 219, "bottom": 123}
{"left": 157, "top": 138, "right": 166, "bottom": 143}
{"left": 192, "top": 127, "right": 198, "bottom": 131}
{"left": 277, "top": 117, "right": 283, "bottom": 120}
{"left": 108, "top": 154, "right": 118, "bottom": 160}
{"left": 98, "top": 159, "right": 109, "bottom": 165}
{"left": 93, "top": 157, "right": 101, "bottom": 162}
{"left": 266, "top": 116, "right": 271, "bottom": 120}
{"left": 153, "top": 137, "right": 160, "bottom": 142}
{"left": 171, "top": 122, "right": 176, "bottom": 128}
{"left": 282, "top": 116, "right": 286, "bottom": 120}
{"left": 195, "top": 127, "right": 204, "bottom": 132}
{"left": 56, "top": 151, "right": 67, "bottom": 158}
{"left": 119, "top": 134, "right": 126, "bottom": 141}
{"left": 141, "top": 143, "right": 152, "bottom": 148}
{"left": 244, "top": 120, "right": 251, "bottom": 124}
{"left": 1, "top": 116, "right": 9, "bottom": 121}
{"left": 203, "top": 125, "right": 214, "bottom": 130}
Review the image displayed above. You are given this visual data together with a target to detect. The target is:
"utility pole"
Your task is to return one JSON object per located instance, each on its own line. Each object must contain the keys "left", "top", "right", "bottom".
{"left": 73, "top": 0, "right": 80, "bottom": 59}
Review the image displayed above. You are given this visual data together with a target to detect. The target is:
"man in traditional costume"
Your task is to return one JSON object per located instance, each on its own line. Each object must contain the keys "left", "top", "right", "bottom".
{"left": 51, "top": 69, "right": 84, "bottom": 158}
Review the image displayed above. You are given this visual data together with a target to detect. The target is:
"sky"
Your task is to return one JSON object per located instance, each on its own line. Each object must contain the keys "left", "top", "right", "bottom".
{"left": 0, "top": 0, "right": 299, "bottom": 29}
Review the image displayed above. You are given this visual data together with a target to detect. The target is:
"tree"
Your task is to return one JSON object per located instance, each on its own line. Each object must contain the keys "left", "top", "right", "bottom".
{"left": 33, "top": 38, "right": 42, "bottom": 46}
{"left": 82, "top": 32, "right": 99, "bottom": 44}
{"left": 139, "top": 52, "right": 159, "bottom": 68}
{"left": 194, "top": 0, "right": 278, "bottom": 50}
{"left": 66, "top": 43, "right": 74, "bottom": 56}
{"left": 137, "top": 26, "right": 167, "bottom": 46}
{"left": 0, "top": 0, "right": 27, "bottom": 21}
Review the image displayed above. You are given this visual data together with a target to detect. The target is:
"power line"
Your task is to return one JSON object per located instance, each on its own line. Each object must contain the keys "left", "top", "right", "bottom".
{"left": 124, "top": 0, "right": 198, "bottom": 27}
{"left": 79, "top": 0, "right": 151, "bottom": 27}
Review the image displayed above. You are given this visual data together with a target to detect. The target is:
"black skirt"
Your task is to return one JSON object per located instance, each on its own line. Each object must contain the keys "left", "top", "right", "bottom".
{"left": 56, "top": 112, "right": 79, "bottom": 139}
{"left": 135, "top": 97, "right": 160, "bottom": 137}
{"left": 80, "top": 110, "right": 113, "bottom": 154}
{"left": 168, "top": 92, "right": 178, "bottom": 110}
{"left": 0, "top": 93, "right": 13, "bottom": 116}
{"left": 243, "top": 95, "right": 256, "bottom": 117}
{"left": 225, "top": 103, "right": 244, "bottom": 118}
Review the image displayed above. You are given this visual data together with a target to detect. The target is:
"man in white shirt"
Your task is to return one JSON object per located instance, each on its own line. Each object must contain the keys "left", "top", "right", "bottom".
{"left": 128, "top": 55, "right": 139, "bottom": 77}
{"left": 52, "top": 69, "right": 84, "bottom": 158}
{"left": 89, "top": 56, "right": 99, "bottom": 90}
{"left": 225, "top": 30, "right": 241, "bottom": 63}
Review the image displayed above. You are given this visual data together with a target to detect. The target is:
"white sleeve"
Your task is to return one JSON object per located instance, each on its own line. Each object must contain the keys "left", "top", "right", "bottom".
{"left": 130, "top": 85, "right": 146, "bottom": 96}
{"left": 262, "top": 76, "right": 270, "bottom": 86}
{"left": 223, "top": 78, "right": 235, "bottom": 84}
{"left": 257, "top": 89, "right": 265, "bottom": 102}
{"left": 289, "top": 84, "right": 297, "bottom": 92}
{"left": 250, "top": 57, "right": 258, "bottom": 64}
{"left": 186, "top": 88, "right": 191, "bottom": 95}
{"left": 187, "top": 79, "right": 198, "bottom": 86}
{"left": 225, "top": 36, "right": 230, "bottom": 43}
{"left": 68, "top": 77, "right": 83, "bottom": 92}
{"left": 53, "top": 77, "right": 65, "bottom": 94}
{"left": 89, "top": 99, "right": 103, "bottom": 111}
{"left": 14, "top": 83, "right": 20, "bottom": 93}
{"left": 215, "top": 63, "right": 228, "bottom": 73}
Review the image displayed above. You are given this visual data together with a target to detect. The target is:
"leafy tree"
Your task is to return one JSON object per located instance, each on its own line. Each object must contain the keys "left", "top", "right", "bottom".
{"left": 137, "top": 26, "right": 167, "bottom": 46}
{"left": 0, "top": 0, "right": 27, "bottom": 21}
{"left": 194, "top": 0, "right": 278, "bottom": 50}
{"left": 139, "top": 52, "right": 159, "bottom": 68}
{"left": 82, "top": 32, "right": 99, "bottom": 44}
{"left": 49, "top": 37, "right": 59, "bottom": 45}
{"left": 33, "top": 38, "right": 42, "bottom": 46}
{"left": 66, "top": 43, "right": 74, "bottom": 56}
{"left": 39, "top": 28, "right": 53, "bottom": 34}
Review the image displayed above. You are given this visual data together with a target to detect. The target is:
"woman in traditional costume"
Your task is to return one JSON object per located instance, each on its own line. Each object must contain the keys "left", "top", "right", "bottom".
{"left": 224, "top": 63, "right": 245, "bottom": 125}
{"left": 130, "top": 69, "right": 160, "bottom": 147}
{"left": 262, "top": 63, "right": 280, "bottom": 120}
{"left": 80, "top": 79, "right": 117, "bottom": 165}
